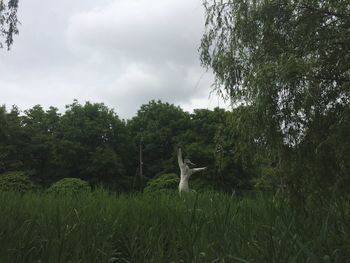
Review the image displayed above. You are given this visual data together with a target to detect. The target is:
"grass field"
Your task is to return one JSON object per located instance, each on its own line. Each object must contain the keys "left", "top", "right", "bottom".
{"left": 0, "top": 190, "right": 349, "bottom": 263}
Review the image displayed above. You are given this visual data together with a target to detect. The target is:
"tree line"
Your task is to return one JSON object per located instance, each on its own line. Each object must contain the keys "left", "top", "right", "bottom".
{"left": 0, "top": 100, "right": 255, "bottom": 192}
{"left": 1, "top": 96, "right": 349, "bottom": 197}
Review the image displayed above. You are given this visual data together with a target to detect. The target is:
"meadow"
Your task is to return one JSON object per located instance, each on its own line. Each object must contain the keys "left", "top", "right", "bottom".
{"left": 0, "top": 190, "right": 349, "bottom": 263}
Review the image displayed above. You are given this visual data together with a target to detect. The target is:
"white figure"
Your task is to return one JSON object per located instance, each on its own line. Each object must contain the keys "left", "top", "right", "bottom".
{"left": 177, "top": 148, "right": 206, "bottom": 194}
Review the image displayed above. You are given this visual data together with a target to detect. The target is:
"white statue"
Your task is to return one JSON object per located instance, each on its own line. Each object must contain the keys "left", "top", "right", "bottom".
{"left": 177, "top": 148, "right": 206, "bottom": 194}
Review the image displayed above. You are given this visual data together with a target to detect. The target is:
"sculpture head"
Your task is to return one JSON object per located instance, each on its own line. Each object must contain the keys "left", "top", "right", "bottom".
{"left": 184, "top": 159, "right": 196, "bottom": 167}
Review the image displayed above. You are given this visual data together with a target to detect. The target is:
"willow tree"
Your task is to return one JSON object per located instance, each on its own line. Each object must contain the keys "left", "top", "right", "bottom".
{"left": 0, "top": 0, "right": 19, "bottom": 49}
{"left": 200, "top": 0, "right": 350, "bottom": 198}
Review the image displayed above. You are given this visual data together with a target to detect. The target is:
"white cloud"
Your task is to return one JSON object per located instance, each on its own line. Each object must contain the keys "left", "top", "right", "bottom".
{"left": 0, "top": 0, "right": 226, "bottom": 118}
{"left": 66, "top": 0, "right": 203, "bottom": 64}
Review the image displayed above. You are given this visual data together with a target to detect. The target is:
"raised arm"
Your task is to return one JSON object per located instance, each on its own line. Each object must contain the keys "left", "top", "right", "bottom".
{"left": 191, "top": 167, "right": 207, "bottom": 174}
{"left": 178, "top": 148, "right": 183, "bottom": 167}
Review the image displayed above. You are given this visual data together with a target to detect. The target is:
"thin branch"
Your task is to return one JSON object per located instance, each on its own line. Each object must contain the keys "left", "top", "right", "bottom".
{"left": 300, "top": 3, "right": 349, "bottom": 19}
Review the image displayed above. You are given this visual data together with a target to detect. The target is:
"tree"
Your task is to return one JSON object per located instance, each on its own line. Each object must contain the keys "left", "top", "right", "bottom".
{"left": 214, "top": 107, "right": 259, "bottom": 191}
{"left": 0, "top": 105, "right": 24, "bottom": 172}
{"left": 0, "top": 101, "right": 135, "bottom": 190}
{"left": 178, "top": 108, "right": 231, "bottom": 189}
{"left": 127, "top": 100, "right": 190, "bottom": 179}
{"left": 200, "top": 0, "right": 350, "bottom": 197}
{"left": 53, "top": 101, "right": 134, "bottom": 190}
{"left": 21, "top": 105, "right": 60, "bottom": 181}
{"left": 0, "top": 0, "right": 19, "bottom": 49}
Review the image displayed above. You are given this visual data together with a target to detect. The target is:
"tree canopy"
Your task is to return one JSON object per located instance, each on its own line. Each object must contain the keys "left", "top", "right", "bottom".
{"left": 200, "top": 0, "right": 350, "bottom": 198}
{"left": 0, "top": 100, "right": 252, "bottom": 193}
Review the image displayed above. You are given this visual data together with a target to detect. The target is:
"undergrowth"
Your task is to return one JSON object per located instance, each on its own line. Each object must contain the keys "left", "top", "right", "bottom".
{"left": 0, "top": 190, "right": 349, "bottom": 262}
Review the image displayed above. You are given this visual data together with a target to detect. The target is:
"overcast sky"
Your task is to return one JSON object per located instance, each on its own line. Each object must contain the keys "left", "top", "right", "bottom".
{"left": 0, "top": 0, "right": 227, "bottom": 119}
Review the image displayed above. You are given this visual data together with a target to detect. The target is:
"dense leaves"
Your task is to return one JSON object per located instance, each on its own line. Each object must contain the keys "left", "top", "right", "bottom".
{"left": 127, "top": 100, "right": 190, "bottom": 179}
{"left": 48, "top": 178, "right": 91, "bottom": 195}
{"left": 144, "top": 173, "right": 179, "bottom": 193}
{"left": 52, "top": 101, "right": 134, "bottom": 190}
{"left": 0, "top": 171, "right": 36, "bottom": 193}
{"left": 0, "top": 102, "right": 135, "bottom": 190}
{"left": 0, "top": 105, "right": 24, "bottom": 172}
{"left": 127, "top": 101, "right": 248, "bottom": 191}
{"left": 0, "top": 101, "right": 249, "bottom": 192}
{"left": 200, "top": 0, "right": 350, "bottom": 199}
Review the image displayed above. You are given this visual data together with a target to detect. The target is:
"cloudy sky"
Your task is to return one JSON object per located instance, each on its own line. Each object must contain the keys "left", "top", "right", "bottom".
{"left": 0, "top": 0, "right": 228, "bottom": 119}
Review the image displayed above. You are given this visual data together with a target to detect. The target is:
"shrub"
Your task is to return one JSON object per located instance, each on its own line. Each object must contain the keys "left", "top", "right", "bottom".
{"left": 0, "top": 171, "right": 37, "bottom": 193}
{"left": 191, "top": 179, "right": 216, "bottom": 192}
{"left": 48, "top": 178, "right": 91, "bottom": 195}
{"left": 144, "top": 173, "right": 179, "bottom": 193}
{"left": 144, "top": 173, "right": 215, "bottom": 194}
{"left": 253, "top": 167, "right": 280, "bottom": 190}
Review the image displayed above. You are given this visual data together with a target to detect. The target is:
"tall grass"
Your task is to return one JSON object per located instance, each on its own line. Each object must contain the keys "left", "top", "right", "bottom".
{"left": 0, "top": 190, "right": 349, "bottom": 262}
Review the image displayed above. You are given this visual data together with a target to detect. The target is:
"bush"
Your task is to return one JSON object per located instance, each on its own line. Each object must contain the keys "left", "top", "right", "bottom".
{"left": 144, "top": 173, "right": 179, "bottom": 193}
{"left": 0, "top": 171, "right": 37, "bottom": 193}
{"left": 48, "top": 178, "right": 91, "bottom": 195}
{"left": 144, "top": 173, "right": 215, "bottom": 194}
{"left": 191, "top": 179, "right": 216, "bottom": 192}
{"left": 253, "top": 167, "right": 280, "bottom": 190}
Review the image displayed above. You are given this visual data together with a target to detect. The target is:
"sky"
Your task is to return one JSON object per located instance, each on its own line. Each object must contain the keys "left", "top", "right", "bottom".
{"left": 0, "top": 0, "right": 227, "bottom": 119}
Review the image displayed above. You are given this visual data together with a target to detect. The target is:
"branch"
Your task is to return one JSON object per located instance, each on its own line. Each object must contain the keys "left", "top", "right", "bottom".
{"left": 300, "top": 3, "right": 348, "bottom": 19}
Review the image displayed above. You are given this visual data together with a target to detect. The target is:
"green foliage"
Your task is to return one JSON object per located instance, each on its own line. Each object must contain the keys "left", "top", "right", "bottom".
{"left": 144, "top": 173, "right": 179, "bottom": 193}
{"left": 0, "top": 101, "right": 135, "bottom": 189}
{"left": 178, "top": 108, "right": 248, "bottom": 191}
{"left": 0, "top": 190, "right": 349, "bottom": 262}
{"left": 0, "top": 171, "right": 36, "bottom": 193}
{"left": 0, "top": 101, "right": 251, "bottom": 193}
{"left": 191, "top": 179, "right": 216, "bottom": 192}
{"left": 0, "top": 105, "right": 25, "bottom": 173}
{"left": 253, "top": 167, "right": 280, "bottom": 190}
{"left": 21, "top": 105, "right": 60, "bottom": 182}
{"left": 127, "top": 100, "right": 190, "bottom": 179}
{"left": 144, "top": 173, "right": 216, "bottom": 194}
{"left": 48, "top": 178, "right": 91, "bottom": 195}
{"left": 0, "top": 0, "right": 19, "bottom": 49}
{"left": 144, "top": 173, "right": 217, "bottom": 194}
{"left": 53, "top": 101, "right": 134, "bottom": 188}
{"left": 200, "top": 0, "right": 350, "bottom": 198}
